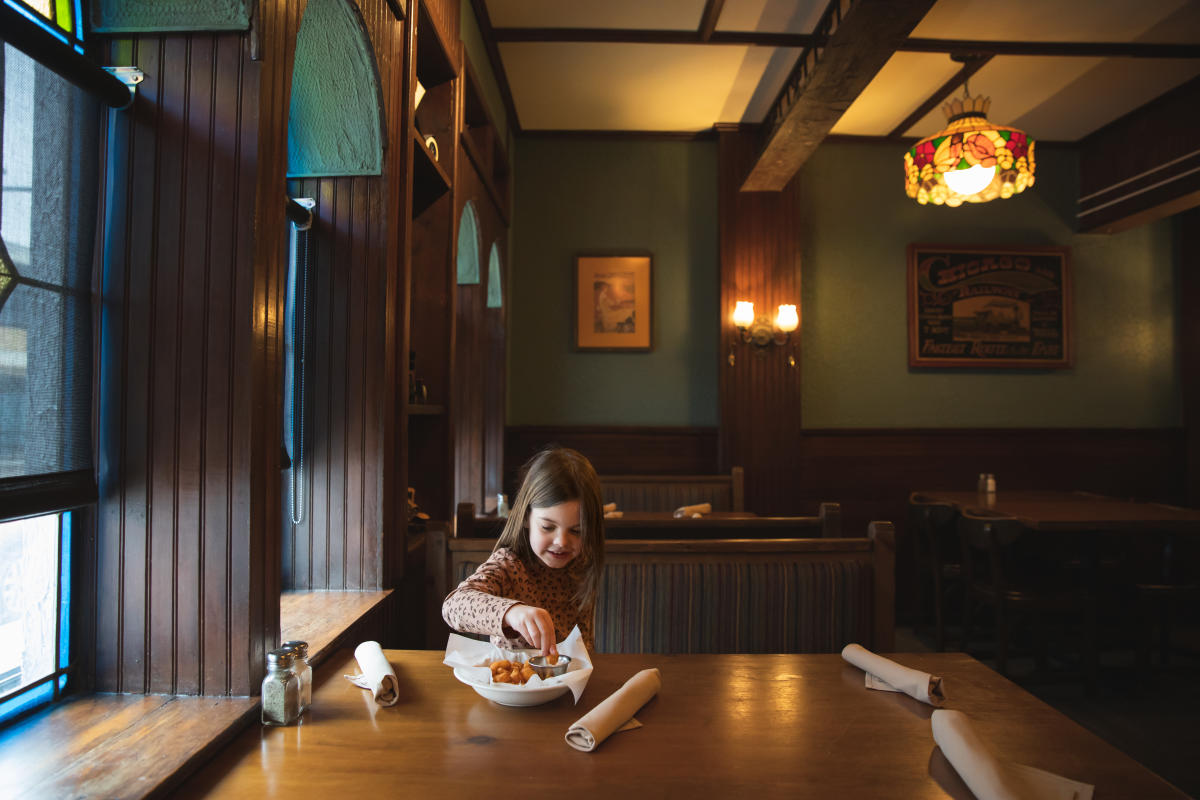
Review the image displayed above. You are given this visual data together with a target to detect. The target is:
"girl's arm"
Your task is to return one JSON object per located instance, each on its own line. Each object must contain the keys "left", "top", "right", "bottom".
{"left": 441, "top": 552, "right": 522, "bottom": 640}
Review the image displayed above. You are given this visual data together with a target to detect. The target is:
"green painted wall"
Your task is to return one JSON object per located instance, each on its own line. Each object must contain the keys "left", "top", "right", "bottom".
{"left": 460, "top": 1, "right": 509, "bottom": 149}
{"left": 509, "top": 138, "right": 719, "bottom": 425}
{"left": 798, "top": 141, "right": 1180, "bottom": 428}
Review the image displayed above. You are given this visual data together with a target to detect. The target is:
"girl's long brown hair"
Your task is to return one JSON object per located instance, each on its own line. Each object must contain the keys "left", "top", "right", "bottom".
{"left": 496, "top": 447, "right": 605, "bottom": 608}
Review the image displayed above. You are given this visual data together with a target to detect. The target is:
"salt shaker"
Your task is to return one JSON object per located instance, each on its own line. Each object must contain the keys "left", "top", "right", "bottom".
{"left": 281, "top": 639, "right": 313, "bottom": 713}
{"left": 496, "top": 493, "right": 509, "bottom": 518}
{"left": 261, "top": 649, "right": 300, "bottom": 726}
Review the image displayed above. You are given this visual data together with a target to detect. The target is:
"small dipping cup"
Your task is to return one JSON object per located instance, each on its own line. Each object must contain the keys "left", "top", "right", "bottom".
{"left": 527, "top": 654, "right": 571, "bottom": 678}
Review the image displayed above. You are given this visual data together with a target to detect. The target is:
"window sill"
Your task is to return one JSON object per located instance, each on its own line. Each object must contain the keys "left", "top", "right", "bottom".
{"left": 0, "top": 589, "right": 392, "bottom": 799}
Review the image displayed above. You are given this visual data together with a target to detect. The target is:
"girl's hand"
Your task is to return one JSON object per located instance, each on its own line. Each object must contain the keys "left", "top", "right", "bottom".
{"left": 503, "top": 604, "right": 558, "bottom": 657}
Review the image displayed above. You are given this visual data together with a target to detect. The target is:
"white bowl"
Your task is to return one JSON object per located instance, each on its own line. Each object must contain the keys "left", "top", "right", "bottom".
{"left": 453, "top": 667, "right": 570, "bottom": 707}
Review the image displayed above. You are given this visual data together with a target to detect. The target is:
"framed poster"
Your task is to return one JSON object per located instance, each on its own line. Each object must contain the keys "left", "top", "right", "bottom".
{"left": 907, "top": 244, "right": 1071, "bottom": 369}
{"left": 574, "top": 253, "right": 653, "bottom": 351}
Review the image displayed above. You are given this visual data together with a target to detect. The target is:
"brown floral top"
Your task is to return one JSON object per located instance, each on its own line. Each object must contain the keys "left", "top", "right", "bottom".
{"left": 442, "top": 547, "right": 595, "bottom": 652}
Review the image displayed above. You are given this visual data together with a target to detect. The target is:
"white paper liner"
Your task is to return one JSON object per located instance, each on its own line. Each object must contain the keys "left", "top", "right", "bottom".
{"left": 443, "top": 625, "right": 593, "bottom": 703}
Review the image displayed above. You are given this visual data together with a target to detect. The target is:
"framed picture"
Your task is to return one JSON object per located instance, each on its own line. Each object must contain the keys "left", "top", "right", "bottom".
{"left": 574, "top": 253, "right": 653, "bottom": 351}
{"left": 907, "top": 243, "right": 1072, "bottom": 369}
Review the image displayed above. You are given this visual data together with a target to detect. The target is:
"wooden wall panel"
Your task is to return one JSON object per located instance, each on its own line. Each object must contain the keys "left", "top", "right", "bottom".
{"left": 484, "top": 238, "right": 507, "bottom": 507}
{"left": 504, "top": 426, "right": 720, "bottom": 492}
{"left": 1181, "top": 208, "right": 1200, "bottom": 508}
{"left": 717, "top": 125, "right": 805, "bottom": 515}
{"left": 94, "top": 20, "right": 280, "bottom": 695}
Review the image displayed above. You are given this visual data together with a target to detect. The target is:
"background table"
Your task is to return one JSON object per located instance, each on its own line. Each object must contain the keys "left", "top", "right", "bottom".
{"left": 177, "top": 650, "right": 1187, "bottom": 798}
{"left": 918, "top": 490, "right": 1200, "bottom": 532}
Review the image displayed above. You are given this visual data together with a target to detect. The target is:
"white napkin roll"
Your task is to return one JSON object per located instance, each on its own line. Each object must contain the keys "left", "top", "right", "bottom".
{"left": 841, "top": 643, "right": 945, "bottom": 706}
{"left": 932, "top": 710, "right": 1093, "bottom": 800}
{"left": 352, "top": 640, "right": 399, "bottom": 706}
{"left": 673, "top": 502, "right": 711, "bottom": 518}
{"left": 565, "top": 668, "right": 661, "bottom": 752}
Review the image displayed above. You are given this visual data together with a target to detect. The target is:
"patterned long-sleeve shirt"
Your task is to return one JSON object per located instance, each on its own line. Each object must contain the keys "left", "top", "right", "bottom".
{"left": 442, "top": 547, "right": 595, "bottom": 652}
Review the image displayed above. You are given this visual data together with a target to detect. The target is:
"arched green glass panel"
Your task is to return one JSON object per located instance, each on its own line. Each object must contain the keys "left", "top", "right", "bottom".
{"left": 456, "top": 201, "right": 481, "bottom": 285}
{"left": 287, "top": 0, "right": 384, "bottom": 177}
{"left": 486, "top": 242, "right": 502, "bottom": 309}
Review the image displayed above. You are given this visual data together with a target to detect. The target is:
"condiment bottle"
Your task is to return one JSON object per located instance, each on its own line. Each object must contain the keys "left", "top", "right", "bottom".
{"left": 262, "top": 649, "right": 300, "bottom": 726}
{"left": 282, "top": 640, "right": 313, "bottom": 713}
{"left": 496, "top": 493, "right": 509, "bottom": 518}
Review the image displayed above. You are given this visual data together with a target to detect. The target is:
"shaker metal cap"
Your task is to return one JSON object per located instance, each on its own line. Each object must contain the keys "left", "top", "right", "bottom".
{"left": 281, "top": 640, "right": 309, "bottom": 658}
{"left": 267, "top": 648, "right": 296, "bottom": 667}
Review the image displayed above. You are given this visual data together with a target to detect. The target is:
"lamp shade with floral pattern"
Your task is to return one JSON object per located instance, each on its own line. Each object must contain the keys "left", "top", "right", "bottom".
{"left": 903, "top": 94, "right": 1035, "bottom": 206}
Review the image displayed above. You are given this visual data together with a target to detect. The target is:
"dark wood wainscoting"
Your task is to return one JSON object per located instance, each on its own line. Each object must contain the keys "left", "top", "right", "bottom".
{"left": 504, "top": 425, "right": 719, "bottom": 494}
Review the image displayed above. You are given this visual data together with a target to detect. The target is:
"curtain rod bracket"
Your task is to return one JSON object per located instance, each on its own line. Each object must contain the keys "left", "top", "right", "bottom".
{"left": 101, "top": 67, "right": 144, "bottom": 109}
{"left": 287, "top": 197, "right": 316, "bottom": 230}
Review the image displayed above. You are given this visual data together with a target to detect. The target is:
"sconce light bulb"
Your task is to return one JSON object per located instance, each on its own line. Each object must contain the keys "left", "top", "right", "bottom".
{"left": 733, "top": 301, "right": 755, "bottom": 328}
{"left": 775, "top": 304, "right": 799, "bottom": 333}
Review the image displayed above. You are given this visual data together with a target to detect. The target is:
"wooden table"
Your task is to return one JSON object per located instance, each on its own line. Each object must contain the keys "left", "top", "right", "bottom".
{"left": 176, "top": 649, "right": 1187, "bottom": 798}
{"left": 918, "top": 490, "right": 1200, "bottom": 532}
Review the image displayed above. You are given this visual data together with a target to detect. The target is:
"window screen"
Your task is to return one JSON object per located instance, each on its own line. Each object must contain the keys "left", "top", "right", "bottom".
{"left": 0, "top": 42, "right": 98, "bottom": 493}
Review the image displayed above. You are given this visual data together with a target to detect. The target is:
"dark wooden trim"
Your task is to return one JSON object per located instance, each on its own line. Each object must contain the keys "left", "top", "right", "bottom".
{"left": 697, "top": 0, "right": 726, "bottom": 42}
{"left": 0, "top": 470, "right": 97, "bottom": 524}
{"left": 466, "top": 0, "right": 522, "bottom": 134}
{"left": 517, "top": 128, "right": 717, "bottom": 141}
{"left": 887, "top": 55, "right": 992, "bottom": 138}
{"left": 899, "top": 38, "right": 1200, "bottom": 58}
{"left": 489, "top": 27, "right": 823, "bottom": 47}
{"left": 1182, "top": 209, "right": 1200, "bottom": 508}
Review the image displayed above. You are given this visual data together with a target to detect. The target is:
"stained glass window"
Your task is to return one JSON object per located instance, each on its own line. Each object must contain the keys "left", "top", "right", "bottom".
{"left": 2, "top": 0, "right": 86, "bottom": 54}
{"left": 486, "top": 242, "right": 502, "bottom": 309}
{"left": 456, "top": 201, "right": 481, "bottom": 285}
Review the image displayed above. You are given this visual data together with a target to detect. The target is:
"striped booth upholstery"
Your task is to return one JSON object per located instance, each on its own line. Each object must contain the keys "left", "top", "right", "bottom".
{"left": 429, "top": 524, "right": 895, "bottom": 654}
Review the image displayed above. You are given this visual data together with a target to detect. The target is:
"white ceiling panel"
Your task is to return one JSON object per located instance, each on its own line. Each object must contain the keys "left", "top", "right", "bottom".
{"left": 485, "top": 0, "right": 707, "bottom": 31}
{"left": 501, "top": 42, "right": 754, "bottom": 131}
{"left": 717, "top": 0, "right": 828, "bottom": 33}
{"left": 830, "top": 53, "right": 962, "bottom": 136}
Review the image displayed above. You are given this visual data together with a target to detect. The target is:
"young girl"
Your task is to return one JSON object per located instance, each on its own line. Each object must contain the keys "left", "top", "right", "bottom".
{"left": 442, "top": 447, "right": 605, "bottom": 657}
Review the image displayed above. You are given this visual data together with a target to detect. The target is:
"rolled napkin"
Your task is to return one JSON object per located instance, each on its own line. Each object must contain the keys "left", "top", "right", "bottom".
{"left": 604, "top": 510, "right": 624, "bottom": 519}
{"left": 565, "top": 668, "right": 661, "bottom": 752}
{"left": 603, "top": 502, "right": 618, "bottom": 513}
{"left": 932, "top": 709, "right": 1094, "bottom": 800}
{"left": 344, "top": 640, "right": 400, "bottom": 706}
{"left": 673, "top": 502, "right": 711, "bottom": 518}
{"left": 841, "top": 643, "right": 945, "bottom": 706}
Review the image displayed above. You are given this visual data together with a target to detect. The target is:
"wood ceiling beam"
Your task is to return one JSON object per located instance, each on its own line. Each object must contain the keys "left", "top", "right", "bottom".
{"left": 698, "top": 0, "right": 726, "bottom": 42}
{"left": 887, "top": 54, "right": 993, "bottom": 139}
{"left": 487, "top": 28, "right": 1200, "bottom": 59}
{"left": 741, "top": 0, "right": 937, "bottom": 192}
{"left": 468, "top": 0, "right": 523, "bottom": 135}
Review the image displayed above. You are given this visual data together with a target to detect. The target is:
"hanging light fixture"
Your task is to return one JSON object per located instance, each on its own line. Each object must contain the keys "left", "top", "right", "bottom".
{"left": 903, "top": 86, "right": 1035, "bottom": 207}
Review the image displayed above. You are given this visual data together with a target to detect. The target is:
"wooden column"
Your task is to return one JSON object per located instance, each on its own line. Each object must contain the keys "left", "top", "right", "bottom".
{"left": 717, "top": 124, "right": 804, "bottom": 515}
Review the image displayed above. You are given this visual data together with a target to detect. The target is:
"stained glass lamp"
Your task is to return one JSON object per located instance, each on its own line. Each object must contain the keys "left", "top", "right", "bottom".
{"left": 903, "top": 93, "right": 1035, "bottom": 207}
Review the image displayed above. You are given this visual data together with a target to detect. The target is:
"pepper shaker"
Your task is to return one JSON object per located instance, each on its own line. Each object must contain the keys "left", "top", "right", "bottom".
{"left": 261, "top": 649, "right": 300, "bottom": 726}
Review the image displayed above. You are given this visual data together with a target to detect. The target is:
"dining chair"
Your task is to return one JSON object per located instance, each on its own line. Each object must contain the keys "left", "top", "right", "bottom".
{"left": 958, "top": 508, "right": 1098, "bottom": 689}
{"left": 907, "top": 493, "right": 961, "bottom": 651}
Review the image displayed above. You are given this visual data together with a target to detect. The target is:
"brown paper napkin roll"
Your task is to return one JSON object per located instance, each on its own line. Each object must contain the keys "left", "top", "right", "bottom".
{"left": 841, "top": 643, "right": 945, "bottom": 706}
{"left": 603, "top": 502, "right": 618, "bottom": 513}
{"left": 673, "top": 502, "right": 711, "bottom": 518}
{"left": 565, "top": 668, "right": 661, "bottom": 752}
{"left": 351, "top": 641, "right": 399, "bottom": 706}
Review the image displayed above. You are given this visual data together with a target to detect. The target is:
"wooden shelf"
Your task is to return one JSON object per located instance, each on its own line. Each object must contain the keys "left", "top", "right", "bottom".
{"left": 411, "top": 128, "right": 451, "bottom": 216}
{"left": 461, "top": 132, "right": 508, "bottom": 224}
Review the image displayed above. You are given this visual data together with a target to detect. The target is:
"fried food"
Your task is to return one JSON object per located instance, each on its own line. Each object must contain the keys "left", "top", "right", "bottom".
{"left": 547, "top": 654, "right": 558, "bottom": 666}
{"left": 489, "top": 659, "right": 537, "bottom": 686}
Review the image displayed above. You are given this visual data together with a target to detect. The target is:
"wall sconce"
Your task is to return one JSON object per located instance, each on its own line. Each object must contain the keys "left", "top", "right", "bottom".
{"left": 729, "top": 301, "right": 798, "bottom": 367}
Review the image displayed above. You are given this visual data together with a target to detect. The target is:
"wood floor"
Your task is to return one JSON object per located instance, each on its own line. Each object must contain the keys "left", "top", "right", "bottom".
{"left": 895, "top": 626, "right": 1200, "bottom": 798}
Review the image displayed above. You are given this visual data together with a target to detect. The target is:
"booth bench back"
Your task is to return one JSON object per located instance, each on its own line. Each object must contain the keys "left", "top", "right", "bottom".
{"left": 427, "top": 523, "right": 895, "bottom": 654}
{"left": 599, "top": 466, "right": 745, "bottom": 512}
